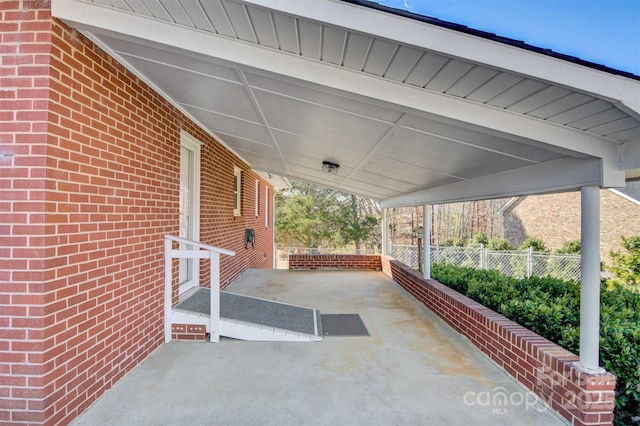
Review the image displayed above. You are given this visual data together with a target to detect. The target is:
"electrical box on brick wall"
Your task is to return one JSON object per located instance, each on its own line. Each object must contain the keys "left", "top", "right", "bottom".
{"left": 245, "top": 228, "right": 255, "bottom": 249}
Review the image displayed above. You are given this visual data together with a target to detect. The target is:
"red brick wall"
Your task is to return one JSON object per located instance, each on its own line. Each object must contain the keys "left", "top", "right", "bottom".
{"left": 288, "top": 254, "right": 382, "bottom": 270}
{"left": 170, "top": 324, "right": 207, "bottom": 341}
{"left": 1, "top": 2, "right": 274, "bottom": 424}
{"left": 381, "top": 256, "right": 616, "bottom": 426}
{"left": 504, "top": 190, "right": 640, "bottom": 264}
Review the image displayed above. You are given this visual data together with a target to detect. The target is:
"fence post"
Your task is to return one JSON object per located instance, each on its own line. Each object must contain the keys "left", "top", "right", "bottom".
{"left": 479, "top": 244, "right": 484, "bottom": 269}
{"left": 527, "top": 246, "right": 534, "bottom": 278}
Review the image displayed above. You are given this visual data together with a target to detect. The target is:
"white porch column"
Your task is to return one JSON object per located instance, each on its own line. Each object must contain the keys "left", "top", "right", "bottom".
{"left": 579, "top": 185, "right": 602, "bottom": 371}
{"left": 423, "top": 204, "right": 431, "bottom": 280}
{"left": 382, "top": 208, "right": 388, "bottom": 255}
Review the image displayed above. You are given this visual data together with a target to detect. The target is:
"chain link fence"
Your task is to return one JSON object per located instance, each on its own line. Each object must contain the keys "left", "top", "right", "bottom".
{"left": 392, "top": 244, "right": 581, "bottom": 282}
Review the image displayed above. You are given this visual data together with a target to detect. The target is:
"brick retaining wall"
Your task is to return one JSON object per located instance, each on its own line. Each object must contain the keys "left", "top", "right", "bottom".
{"left": 288, "top": 254, "right": 382, "bottom": 270}
{"left": 380, "top": 256, "right": 616, "bottom": 426}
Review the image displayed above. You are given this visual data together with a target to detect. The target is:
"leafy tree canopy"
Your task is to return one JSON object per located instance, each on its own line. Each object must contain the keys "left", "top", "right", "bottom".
{"left": 275, "top": 179, "right": 380, "bottom": 250}
{"left": 607, "top": 235, "right": 640, "bottom": 292}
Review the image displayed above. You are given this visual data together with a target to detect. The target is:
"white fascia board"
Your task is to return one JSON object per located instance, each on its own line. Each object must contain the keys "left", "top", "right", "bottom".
{"left": 254, "top": 170, "right": 291, "bottom": 190}
{"left": 495, "top": 197, "right": 522, "bottom": 215}
{"left": 381, "top": 158, "right": 624, "bottom": 208}
{"left": 244, "top": 0, "right": 640, "bottom": 113}
{"left": 609, "top": 189, "right": 640, "bottom": 207}
{"left": 51, "top": 0, "right": 621, "bottom": 163}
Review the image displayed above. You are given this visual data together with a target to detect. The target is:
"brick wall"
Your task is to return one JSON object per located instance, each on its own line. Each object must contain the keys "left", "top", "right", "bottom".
{"left": 170, "top": 324, "right": 207, "bottom": 341}
{"left": 503, "top": 190, "right": 640, "bottom": 264}
{"left": 288, "top": 254, "right": 382, "bottom": 270}
{"left": 1, "top": 2, "right": 273, "bottom": 424}
{"left": 381, "top": 256, "right": 616, "bottom": 426}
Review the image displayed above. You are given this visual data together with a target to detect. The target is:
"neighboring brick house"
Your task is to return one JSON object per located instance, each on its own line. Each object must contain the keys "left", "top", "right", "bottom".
{"left": 1, "top": 3, "right": 277, "bottom": 424}
{"left": 500, "top": 181, "right": 640, "bottom": 263}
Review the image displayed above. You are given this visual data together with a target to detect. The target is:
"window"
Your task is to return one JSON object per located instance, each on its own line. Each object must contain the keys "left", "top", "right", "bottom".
{"left": 233, "top": 166, "right": 242, "bottom": 216}
{"left": 255, "top": 180, "right": 259, "bottom": 218}
{"left": 265, "top": 187, "right": 269, "bottom": 228}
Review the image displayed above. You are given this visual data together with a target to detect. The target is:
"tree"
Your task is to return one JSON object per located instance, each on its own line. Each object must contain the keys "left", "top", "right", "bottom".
{"left": 275, "top": 179, "right": 381, "bottom": 250}
{"left": 607, "top": 236, "right": 640, "bottom": 291}
{"left": 335, "top": 194, "right": 380, "bottom": 252}
{"left": 275, "top": 183, "right": 340, "bottom": 247}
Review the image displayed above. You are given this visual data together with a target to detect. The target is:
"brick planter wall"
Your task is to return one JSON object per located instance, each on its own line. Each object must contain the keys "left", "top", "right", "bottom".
{"left": 171, "top": 324, "right": 207, "bottom": 341}
{"left": 381, "top": 256, "right": 616, "bottom": 426}
{"left": 1, "top": 3, "right": 274, "bottom": 424}
{"left": 288, "top": 254, "right": 382, "bottom": 270}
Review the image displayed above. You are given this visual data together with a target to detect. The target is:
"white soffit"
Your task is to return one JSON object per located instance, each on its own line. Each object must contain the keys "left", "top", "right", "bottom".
{"left": 51, "top": 0, "right": 638, "bottom": 205}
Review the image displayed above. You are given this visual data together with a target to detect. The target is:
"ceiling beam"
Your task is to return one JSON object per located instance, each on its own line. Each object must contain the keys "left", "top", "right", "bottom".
{"left": 380, "top": 158, "right": 625, "bottom": 207}
{"left": 243, "top": 0, "right": 640, "bottom": 115}
{"left": 52, "top": 0, "right": 621, "bottom": 163}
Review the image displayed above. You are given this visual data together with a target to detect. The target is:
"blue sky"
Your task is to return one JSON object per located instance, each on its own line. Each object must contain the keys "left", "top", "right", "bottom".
{"left": 374, "top": 0, "right": 640, "bottom": 76}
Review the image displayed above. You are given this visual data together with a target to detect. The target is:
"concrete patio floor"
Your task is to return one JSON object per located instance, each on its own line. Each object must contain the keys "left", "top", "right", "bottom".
{"left": 73, "top": 270, "right": 567, "bottom": 426}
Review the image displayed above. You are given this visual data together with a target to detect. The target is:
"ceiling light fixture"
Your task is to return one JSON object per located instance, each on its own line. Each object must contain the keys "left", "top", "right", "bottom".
{"left": 322, "top": 161, "right": 340, "bottom": 174}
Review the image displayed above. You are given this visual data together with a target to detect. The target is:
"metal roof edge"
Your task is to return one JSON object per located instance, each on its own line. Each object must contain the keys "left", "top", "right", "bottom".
{"left": 342, "top": 0, "right": 640, "bottom": 81}
{"left": 496, "top": 196, "right": 524, "bottom": 215}
{"left": 609, "top": 189, "right": 640, "bottom": 207}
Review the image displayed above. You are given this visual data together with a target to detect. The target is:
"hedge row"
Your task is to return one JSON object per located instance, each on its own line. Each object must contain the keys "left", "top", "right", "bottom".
{"left": 431, "top": 263, "right": 640, "bottom": 425}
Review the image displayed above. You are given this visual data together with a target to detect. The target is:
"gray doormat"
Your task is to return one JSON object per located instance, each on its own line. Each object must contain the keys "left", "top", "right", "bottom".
{"left": 320, "top": 314, "right": 369, "bottom": 336}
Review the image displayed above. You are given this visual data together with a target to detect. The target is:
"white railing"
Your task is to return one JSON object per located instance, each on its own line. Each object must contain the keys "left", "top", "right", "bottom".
{"left": 392, "top": 244, "right": 581, "bottom": 282}
{"left": 164, "top": 235, "right": 235, "bottom": 343}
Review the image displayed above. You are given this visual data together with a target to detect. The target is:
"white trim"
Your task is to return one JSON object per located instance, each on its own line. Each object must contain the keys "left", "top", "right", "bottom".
{"left": 255, "top": 179, "right": 259, "bottom": 218}
{"left": 381, "top": 158, "right": 613, "bottom": 208}
{"left": 609, "top": 189, "right": 640, "bottom": 206}
{"left": 178, "top": 131, "right": 202, "bottom": 295}
{"left": 233, "top": 166, "right": 242, "bottom": 217}
{"left": 265, "top": 187, "right": 269, "bottom": 228}
{"left": 496, "top": 197, "right": 524, "bottom": 215}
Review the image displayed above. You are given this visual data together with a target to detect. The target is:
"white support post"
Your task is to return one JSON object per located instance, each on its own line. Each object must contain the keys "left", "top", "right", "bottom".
{"left": 164, "top": 237, "right": 173, "bottom": 343}
{"left": 423, "top": 204, "right": 431, "bottom": 280}
{"left": 579, "top": 185, "right": 602, "bottom": 371}
{"left": 382, "top": 208, "right": 388, "bottom": 256}
{"left": 479, "top": 244, "right": 485, "bottom": 270}
{"left": 210, "top": 252, "right": 221, "bottom": 343}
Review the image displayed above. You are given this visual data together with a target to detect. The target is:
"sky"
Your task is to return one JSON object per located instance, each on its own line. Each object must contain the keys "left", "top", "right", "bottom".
{"left": 374, "top": 0, "right": 640, "bottom": 76}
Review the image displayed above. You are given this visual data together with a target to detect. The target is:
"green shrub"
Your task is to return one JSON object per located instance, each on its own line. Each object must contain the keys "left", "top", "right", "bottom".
{"left": 519, "top": 236, "right": 548, "bottom": 251}
{"left": 487, "top": 238, "right": 513, "bottom": 250}
{"left": 469, "top": 232, "right": 489, "bottom": 247}
{"left": 431, "top": 263, "right": 639, "bottom": 425}
{"left": 607, "top": 236, "right": 640, "bottom": 292}
{"left": 557, "top": 240, "right": 581, "bottom": 254}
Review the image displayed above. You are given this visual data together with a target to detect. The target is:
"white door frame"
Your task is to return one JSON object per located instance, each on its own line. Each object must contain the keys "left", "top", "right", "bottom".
{"left": 178, "top": 130, "right": 202, "bottom": 294}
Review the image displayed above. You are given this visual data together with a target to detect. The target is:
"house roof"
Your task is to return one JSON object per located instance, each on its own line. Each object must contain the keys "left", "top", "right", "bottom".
{"left": 52, "top": 0, "right": 640, "bottom": 207}
{"left": 346, "top": 0, "right": 640, "bottom": 82}
{"left": 611, "top": 181, "right": 640, "bottom": 206}
{"left": 498, "top": 181, "right": 640, "bottom": 215}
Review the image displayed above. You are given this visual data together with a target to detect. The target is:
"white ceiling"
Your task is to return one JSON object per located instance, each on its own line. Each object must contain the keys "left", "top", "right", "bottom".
{"left": 52, "top": 0, "right": 640, "bottom": 206}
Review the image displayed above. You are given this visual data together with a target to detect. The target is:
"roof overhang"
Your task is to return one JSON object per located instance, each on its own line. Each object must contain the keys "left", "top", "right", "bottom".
{"left": 51, "top": 0, "right": 639, "bottom": 206}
